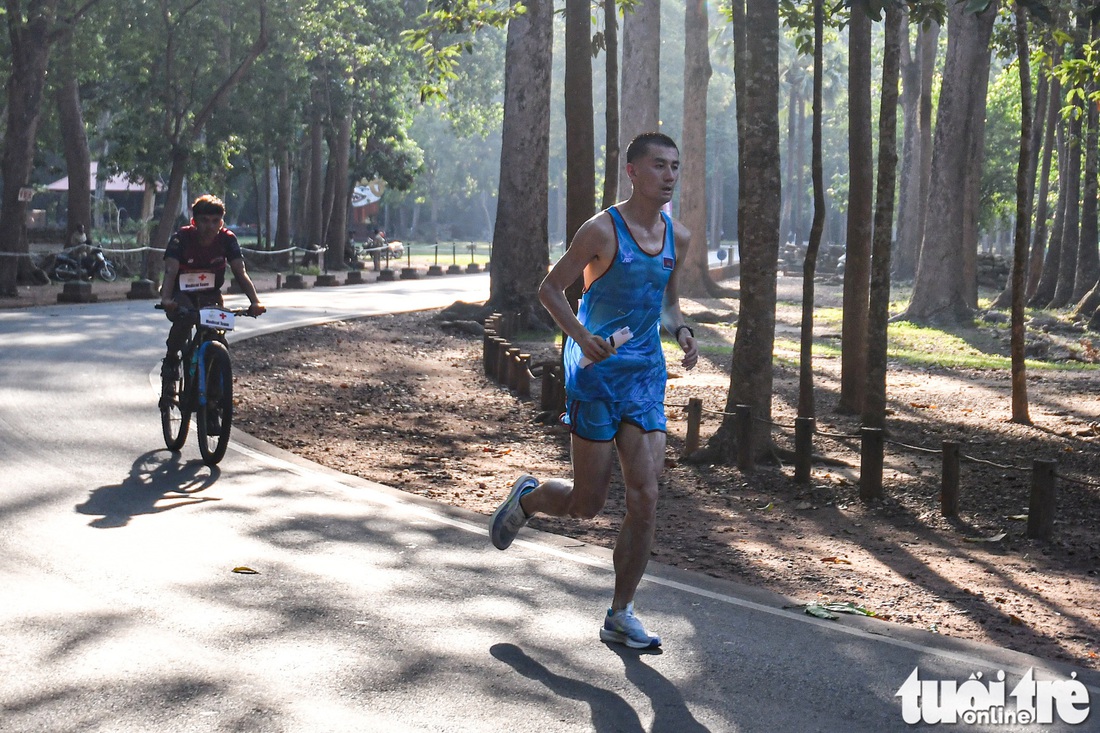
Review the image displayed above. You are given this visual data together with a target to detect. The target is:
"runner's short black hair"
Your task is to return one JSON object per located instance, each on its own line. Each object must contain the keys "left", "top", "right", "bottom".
{"left": 191, "top": 194, "right": 226, "bottom": 217}
{"left": 626, "top": 132, "right": 679, "bottom": 164}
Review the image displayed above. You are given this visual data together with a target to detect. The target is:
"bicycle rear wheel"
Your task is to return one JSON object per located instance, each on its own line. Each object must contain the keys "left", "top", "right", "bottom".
{"left": 196, "top": 341, "right": 233, "bottom": 466}
{"left": 160, "top": 353, "right": 190, "bottom": 451}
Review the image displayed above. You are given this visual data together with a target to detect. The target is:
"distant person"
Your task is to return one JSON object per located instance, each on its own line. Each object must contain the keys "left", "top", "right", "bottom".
{"left": 489, "top": 132, "right": 698, "bottom": 649}
{"left": 70, "top": 224, "right": 90, "bottom": 249}
{"left": 159, "top": 195, "right": 265, "bottom": 391}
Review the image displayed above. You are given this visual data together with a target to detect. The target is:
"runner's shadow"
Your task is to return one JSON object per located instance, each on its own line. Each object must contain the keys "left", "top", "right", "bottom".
{"left": 490, "top": 643, "right": 644, "bottom": 732}
{"left": 76, "top": 450, "right": 221, "bottom": 528}
{"left": 607, "top": 645, "right": 710, "bottom": 733}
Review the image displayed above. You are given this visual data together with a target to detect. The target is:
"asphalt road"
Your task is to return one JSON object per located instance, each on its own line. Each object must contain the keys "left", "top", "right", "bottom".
{"left": 1, "top": 274, "right": 1097, "bottom": 733}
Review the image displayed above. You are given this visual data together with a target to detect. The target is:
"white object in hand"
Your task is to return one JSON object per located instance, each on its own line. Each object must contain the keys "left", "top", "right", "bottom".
{"left": 579, "top": 326, "right": 633, "bottom": 367}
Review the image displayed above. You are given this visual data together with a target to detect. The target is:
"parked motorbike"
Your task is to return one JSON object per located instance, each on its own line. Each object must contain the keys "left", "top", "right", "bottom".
{"left": 49, "top": 246, "right": 118, "bottom": 283}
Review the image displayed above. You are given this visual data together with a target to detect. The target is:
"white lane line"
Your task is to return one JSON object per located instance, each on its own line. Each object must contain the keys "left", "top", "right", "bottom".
{"left": 230, "top": 441, "right": 1100, "bottom": 693}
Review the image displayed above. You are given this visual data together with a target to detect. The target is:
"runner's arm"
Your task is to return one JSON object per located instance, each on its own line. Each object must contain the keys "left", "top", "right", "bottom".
{"left": 538, "top": 216, "right": 616, "bottom": 365}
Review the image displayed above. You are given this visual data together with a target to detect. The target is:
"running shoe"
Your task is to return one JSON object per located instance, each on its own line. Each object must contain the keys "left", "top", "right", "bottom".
{"left": 599, "top": 602, "right": 661, "bottom": 649}
{"left": 490, "top": 475, "right": 537, "bottom": 550}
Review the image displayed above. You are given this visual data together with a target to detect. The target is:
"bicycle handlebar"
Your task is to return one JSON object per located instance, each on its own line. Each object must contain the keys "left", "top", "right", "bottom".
{"left": 155, "top": 303, "right": 261, "bottom": 319}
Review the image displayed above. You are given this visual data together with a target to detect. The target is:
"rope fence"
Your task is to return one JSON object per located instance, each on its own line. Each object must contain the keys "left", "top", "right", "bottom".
{"left": 479, "top": 310, "right": 1082, "bottom": 542}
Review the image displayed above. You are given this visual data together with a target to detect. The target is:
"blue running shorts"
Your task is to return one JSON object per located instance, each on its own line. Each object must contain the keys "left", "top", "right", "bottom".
{"left": 563, "top": 399, "right": 667, "bottom": 442}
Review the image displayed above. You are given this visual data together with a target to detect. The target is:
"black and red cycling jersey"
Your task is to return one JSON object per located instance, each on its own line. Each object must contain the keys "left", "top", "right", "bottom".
{"left": 164, "top": 225, "right": 243, "bottom": 294}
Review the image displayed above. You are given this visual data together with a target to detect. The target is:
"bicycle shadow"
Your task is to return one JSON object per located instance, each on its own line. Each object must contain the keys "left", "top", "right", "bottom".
{"left": 75, "top": 450, "right": 221, "bottom": 528}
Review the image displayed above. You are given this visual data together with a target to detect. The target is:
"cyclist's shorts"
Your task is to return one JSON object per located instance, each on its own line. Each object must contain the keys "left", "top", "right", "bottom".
{"left": 562, "top": 398, "right": 666, "bottom": 442}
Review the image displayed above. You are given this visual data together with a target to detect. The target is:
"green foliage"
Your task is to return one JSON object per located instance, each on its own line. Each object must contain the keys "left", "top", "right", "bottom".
{"left": 401, "top": 0, "right": 522, "bottom": 102}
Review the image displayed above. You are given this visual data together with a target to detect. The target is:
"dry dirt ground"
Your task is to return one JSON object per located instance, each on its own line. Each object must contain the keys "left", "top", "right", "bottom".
{"left": 7, "top": 272, "right": 1099, "bottom": 670}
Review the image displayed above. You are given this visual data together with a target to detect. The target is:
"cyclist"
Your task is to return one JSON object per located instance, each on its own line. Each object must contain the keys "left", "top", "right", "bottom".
{"left": 159, "top": 194, "right": 266, "bottom": 400}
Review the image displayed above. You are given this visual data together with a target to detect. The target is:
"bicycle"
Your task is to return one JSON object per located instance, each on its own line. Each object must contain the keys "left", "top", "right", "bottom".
{"left": 156, "top": 304, "right": 258, "bottom": 465}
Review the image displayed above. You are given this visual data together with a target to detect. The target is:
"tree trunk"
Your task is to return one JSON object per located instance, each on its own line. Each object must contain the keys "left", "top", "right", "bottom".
{"left": 1050, "top": 109, "right": 1082, "bottom": 308}
{"left": 1031, "top": 120, "right": 1067, "bottom": 308}
{"left": 798, "top": 0, "right": 827, "bottom": 420}
{"left": 138, "top": 181, "right": 156, "bottom": 249}
{"left": 601, "top": 0, "right": 619, "bottom": 209}
{"left": 306, "top": 91, "right": 326, "bottom": 250}
{"left": 894, "top": 16, "right": 921, "bottom": 281}
{"left": 55, "top": 38, "right": 92, "bottom": 245}
{"left": 0, "top": 0, "right": 60, "bottom": 296}
{"left": 565, "top": 0, "right": 595, "bottom": 250}
{"left": 863, "top": 4, "right": 901, "bottom": 430}
{"left": 617, "top": 0, "right": 660, "bottom": 200}
{"left": 488, "top": 0, "right": 553, "bottom": 317}
{"left": 993, "top": 69, "right": 1050, "bottom": 309}
{"left": 712, "top": 2, "right": 780, "bottom": 462}
{"left": 1010, "top": 5, "right": 1032, "bottom": 425}
{"left": 838, "top": 1, "right": 872, "bottom": 414}
{"left": 962, "top": 37, "right": 994, "bottom": 309}
{"left": 677, "top": 0, "right": 718, "bottom": 298}
{"left": 325, "top": 113, "right": 352, "bottom": 271}
{"left": 1028, "top": 70, "right": 1059, "bottom": 298}
{"left": 780, "top": 85, "right": 799, "bottom": 244}
{"left": 276, "top": 147, "right": 292, "bottom": 251}
{"left": 1073, "top": 86, "right": 1099, "bottom": 303}
{"left": 901, "top": 1, "right": 997, "bottom": 324}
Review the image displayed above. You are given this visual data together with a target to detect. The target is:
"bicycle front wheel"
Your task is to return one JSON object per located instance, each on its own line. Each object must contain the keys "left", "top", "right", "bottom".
{"left": 196, "top": 341, "right": 233, "bottom": 466}
{"left": 160, "top": 354, "right": 190, "bottom": 451}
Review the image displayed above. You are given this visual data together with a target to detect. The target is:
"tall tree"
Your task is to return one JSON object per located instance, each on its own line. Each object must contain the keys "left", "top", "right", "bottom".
{"left": 100, "top": 0, "right": 269, "bottom": 279}
{"left": 710, "top": 1, "right": 780, "bottom": 461}
{"left": 838, "top": 1, "right": 873, "bottom": 414}
{"left": 54, "top": 30, "right": 92, "bottom": 245}
{"left": 677, "top": 0, "right": 718, "bottom": 297}
{"left": 1031, "top": 118, "right": 1068, "bottom": 307}
{"left": 1010, "top": 2, "right": 1033, "bottom": 425}
{"left": 617, "top": 0, "right": 660, "bottom": 200}
{"left": 0, "top": 0, "right": 102, "bottom": 296}
{"left": 863, "top": 2, "right": 902, "bottom": 430}
{"left": 894, "top": 16, "right": 940, "bottom": 281}
{"left": 1028, "top": 69, "right": 1059, "bottom": 298}
{"left": 487, "top": 0, "right": 553, "bottom": 318}
{"left": 798, "top": 0, "right": 828, "bottom": 421}
{"left": 901, "top": 0, "right": 998, "bottom": 323}
{"left": 564, "top": 0, "right": 595, "bottom": 249}
{"left": 600, "top": 0, "right": 620, "bottom": 209}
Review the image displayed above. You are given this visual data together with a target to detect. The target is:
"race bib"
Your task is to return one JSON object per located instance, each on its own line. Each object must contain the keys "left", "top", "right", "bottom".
{"left": 199, "top": 307, "right": 234, "bottom": 331}
{"left": 179, "top": 271, "right": 216, "bottom": 291}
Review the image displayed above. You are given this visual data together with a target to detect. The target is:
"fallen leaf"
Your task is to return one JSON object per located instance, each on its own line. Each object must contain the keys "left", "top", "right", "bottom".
{"left": 232, "top": 566, "right": 259, "bottom": 574}
{"left": 1008, "top": 514, "right": 1029, "bottom": 521}
{"left": 821, "top": 556, "right": 853, "bottom": 565}
{"left": 964, "top": 532, "right": 1007, "bottom": 543}
{"left": 1009, "top": 614, "right": 1025, "bottom": 626}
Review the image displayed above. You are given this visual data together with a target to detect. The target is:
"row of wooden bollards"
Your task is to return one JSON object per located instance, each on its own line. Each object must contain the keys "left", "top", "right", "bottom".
{"left": 679, "top": 398, "right": 1061, "bottom": 540}
{"left": 483, "top": 312, "right": 565, "bottom": 413}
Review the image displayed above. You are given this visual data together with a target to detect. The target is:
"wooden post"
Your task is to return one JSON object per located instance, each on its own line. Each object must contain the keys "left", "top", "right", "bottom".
{"left": 794, "top": 416, "right": 815, "bottom": 483}
{"left": 516, "top": 353, "right": 531, "bottom": 398}
{"left": 495, "top": 339, "right": 511, "bottom": 384}
{"left": 483, "top": 329, "right": 496, "bottom": 376}
{"left": 734, "top": 404, "right": 754, "bottom": 472}
{"left": 859, "top": 427, "right": 884, "bottom": 502}
{"left": 1027, "top": 459, "right": 1057, "bottom": 540}
{"left": 682, "top": 397, "right": 703, "bottom": 458}
{"left": 940, "top": 441, "right": 960, "bottom": 517}
{"left": 540, "top": 361, "right": 556, "bottom": 411}
{"left": 506, "top": 347, "right": 521, "bottom": 389}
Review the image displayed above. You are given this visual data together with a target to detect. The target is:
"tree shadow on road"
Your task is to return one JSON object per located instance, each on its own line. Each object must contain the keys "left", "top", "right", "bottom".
{"left": 75, "top": 450, "right": 221, "bottom": 528}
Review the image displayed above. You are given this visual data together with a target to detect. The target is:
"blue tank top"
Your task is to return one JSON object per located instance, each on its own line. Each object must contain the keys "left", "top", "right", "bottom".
{"left": 563, "top": 206, "right": 676, "bottom": 402}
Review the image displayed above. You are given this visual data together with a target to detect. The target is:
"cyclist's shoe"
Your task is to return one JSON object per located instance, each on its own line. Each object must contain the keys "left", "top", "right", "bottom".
{"left": 599, "top": 602, "right": 661, "bottom": 649}
{"left": 490, "top": 475, "right": 537, "bottom": 550}
{"left": 206, "top": 409, "right": 222, "bottom": 435}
